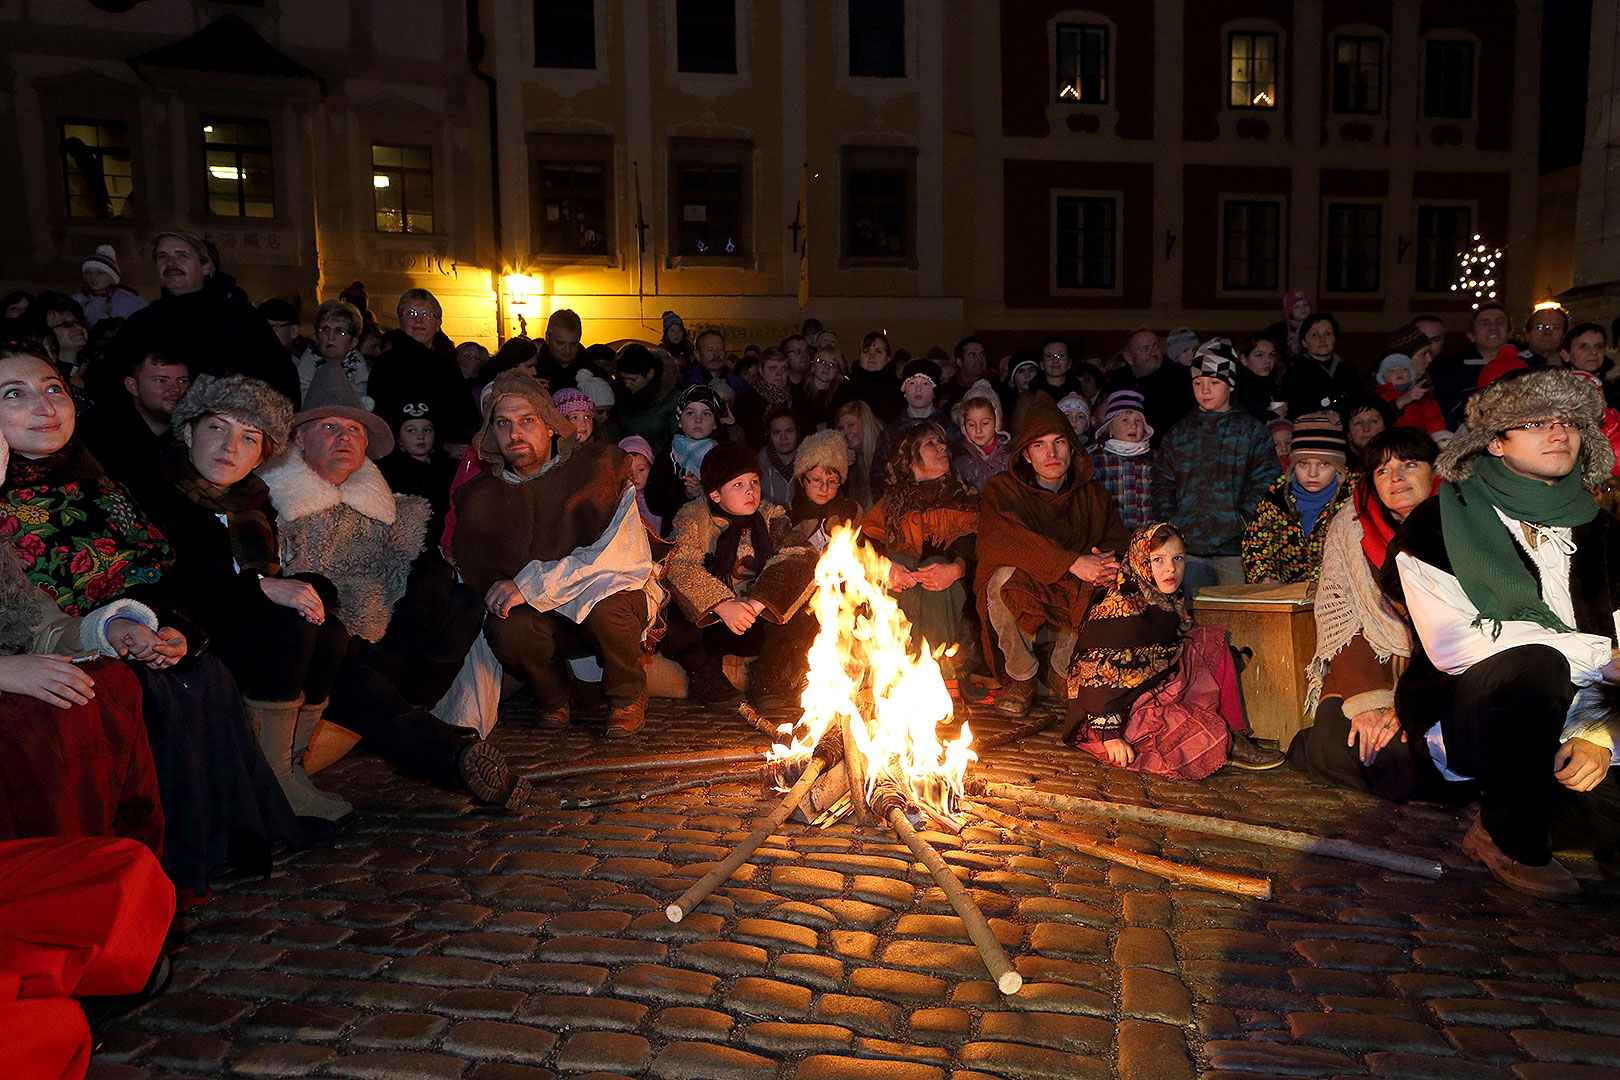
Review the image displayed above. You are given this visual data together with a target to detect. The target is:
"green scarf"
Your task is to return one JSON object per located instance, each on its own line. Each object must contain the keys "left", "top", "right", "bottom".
{"left": 1437, "top": 455, "right": 1597, "bottom": 636}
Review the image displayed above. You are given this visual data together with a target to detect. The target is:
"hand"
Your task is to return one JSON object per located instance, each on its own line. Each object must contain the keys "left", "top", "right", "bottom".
{"left": 1347, "top": 707, "right": 1403, "bottom": 766}
{"left": 150, "top": 627, "right": 188, "bottom": 666}
{"left": 1102, "top": 737, "right": 1136, "bottom": 767}
{"left": 1068, "top": 547, "right": 1119, "bottom": 586}
{"left": 0, "top": 654, "right": 95, "bottom": 709}
{"left": 484, "top": 579, "right": 524, "bottom": 619}
{"left": 1555, "top": 737, "right": 1612, "bottom": 792}
{"left": 261, "top": 577, "right": 325, "bottom": 623}
{"left": 713, "top": 598, "right": 758, "bottom": 635}
{"left": 888, "top": 564, "right": 917, "bottom": 591}
{"left": 912, "top": 561, "right": 965, "bottom": 592}
{"left": 105, "top": 619, "right": 184, "bottom": 668}
{"left": 683, "top": 474, "right": 702, "bottom": 499}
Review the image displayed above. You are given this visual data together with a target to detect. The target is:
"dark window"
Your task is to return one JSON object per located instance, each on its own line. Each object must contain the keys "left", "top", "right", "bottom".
{"left": 849, "top": 0, "right": 905, "bottom": 77}
{"left": 1326, "top": 203, "right": 1381, "bottom": 293}
{"left": 674, "top": 161, "right": 747, "bottom": 257}
{"left": 1222, "top": 200, "right": 1281, "bottom": 291}
{"left": 534, "top": 161, "right": 609, "bottom": 255}
{"left": 60, "top": 119, "right": 133, "bottom": 219}
{"left": 844, "top": 160, "right": 911, "bottom": 260}
{"left": 1415, "top": 205, "right": 1472, "bottom": 293}
{"left": 1424, "top": 39, "right": 1474, "bottom": 119}
{"left": 202, "top": 117, "right": 274, "bottom": 219}
{"left": 677, "top": 0, "right": 736, "bottom": 74}
{"left": 534, "top": 0, "right": 595, "bottom": 69}
{"left": 1056, "top": 24, "right": 1108, "bottom": 103}
{"left": 372, "top": 144, "right": 434, "bottom": 234}
{"left": 1332, "top": 36, "right": 1382, "bottom": 114}
{"left": 1055, "top": 195, "right": 1116, "bottom": 289}
{"left": 1229, "top": 31, "right": 1279, "bottom": 109}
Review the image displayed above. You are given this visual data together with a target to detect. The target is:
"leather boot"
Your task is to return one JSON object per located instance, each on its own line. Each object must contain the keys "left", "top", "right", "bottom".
{"left": 457, "top": 739, "right": 531, "bottom": 809}
{"left": 245, "top": 696, "right": 353, "bottom": 821}
{"left": 297, "top": 698, "right": 362, "bottom": 776}
{"left": 995, "top": 677, "right": 1036, "bottom": 717}
{"left": 606, "top": 688, "right": 648, "bottom": 738}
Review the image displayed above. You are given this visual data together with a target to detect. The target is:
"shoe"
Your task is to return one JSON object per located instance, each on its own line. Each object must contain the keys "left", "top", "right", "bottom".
{"left": 1461, "top": 815, "right": 1579, "bottom": 901}
{"left": 245, "top": 697, "right": 353, "bottom": 821}
{"left": 995, "top": 677, "right": 1036, "bottom": 717}
{"left": 458, "top": 740, "right": 531, "bottom": 810}
{"left": 606, "top": 689, "right": 648, "bottom": 738}
{"left": 1227, "top": 732, "right": 1286, "bottom": 771}
{"left": 538, "top": 703, "right": 571, "bottom": 729}
{"left": 687, "top": 659, "right": 742, "bottom": 706}
{"left": 82, "top": 952, "right": 172, "bottom": 1029}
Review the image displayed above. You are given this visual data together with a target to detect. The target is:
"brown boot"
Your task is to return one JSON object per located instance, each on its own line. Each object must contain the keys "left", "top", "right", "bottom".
{"left": 1461, "top": 815, "right": 1578, "bottom": 901}
{"left": 537, "top": 703, "right": 570, "bottom": 729}
{"left": 606, "top": 689, "right": 648, "bottom": 738}
{"left": 1227, "top": 732, "right": 1286, "bottom": 770}
{"left": 995, "top": 677, "right": 1036, "bottom": 717}
{"left": 245, "top": 696, "right": 353, "bottom": 821}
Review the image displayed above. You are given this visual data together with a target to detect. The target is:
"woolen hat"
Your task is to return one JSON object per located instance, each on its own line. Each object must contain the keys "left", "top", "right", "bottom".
{"left": 1099, "top": 388, "right": 1152, "bottom": 440}
{"left": 1282, "top": 290, "right": 1312, "bottom": 319}
{"left": 1437, "top": 367, "right": 1614, "bottom": 487}
{"left": 901, "top": 358, "right": 941, "bottom": 386}
{"left": 1057, "top": 392, "right": 1092, "bottom": 437}
{"left": 617, "top": 344, "right": 661, "bottom": 379}
{"left": 577, "top": 371, "right": 615, "bottom": 408}
{"left": 1376, "top": 353, "right": 1415, "bottom": 386}
{"left": 1193, "top": 338, "right": 1239, "bottom": 387}
{"left": 794, "top": 429, "right": 849, "bottom": 482}
{"left": 676, "top": 382, "right": 724, "bottom": 420}
{"left": 293, "top": 362, "right": 394, "bottom": 458}
{"left": 1167, "top": 327, "right": 1199, "bottom": 359}
{"left": 1386, "top": 322, "right": 1430, "bottom": 357}
{"left": 700, "top": 439, "right": 760, "bottom": 495}
{"left": 552, "top": 388, "right": 592, "bottom": 418}
{"left": 662, "top": 310, "right": 684, "bottom": 333}
{"left": 475, "top": 371, "right": 575, "bottom": 469}
{"left": 82, "top": 244, "right": 120, "bottom": 285}
{"left": 172, "top": 374, "right": 294, "bottom": 460}
{"left": 1009, "top": 357, "right": 1039, "bottom": 382}
{"left": 1289, "top": 411, "right": 1348, "bottom": 466}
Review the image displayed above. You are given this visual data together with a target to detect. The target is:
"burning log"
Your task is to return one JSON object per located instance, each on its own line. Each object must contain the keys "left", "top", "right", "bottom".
{"left": 839, "top": 712, "right": 873, "bottom": 825}
{"left": 964, "top": 800, "right": 1271, "bottom": 900}
{"left": 974, "top": 781, "right": 1443, "bottom": 879}
{"left": 666, "top": 729, "right": 846, "bottom": 923}
{"left": 873, "top": 782, "right": 1023, "bottom": 996}
{"left": 524, "top": 747, "right": 769, "bottom": 783}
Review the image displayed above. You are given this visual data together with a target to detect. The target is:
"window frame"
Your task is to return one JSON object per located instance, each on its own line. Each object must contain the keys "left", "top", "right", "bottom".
{"left": 840, "top": 146, "right": 917, "bottom": 267}
{"left": 533, "top": 0, "right": 597, "bottom": 69}
{"left": 370, "top": 143, "right": 435, "bottom": 236}
{"left": 201, "top": 115, "right": 276, "bottom": 220}
{"left": 59, "top": 117, "right": 135, "bottom": 221}
{"left": 1422, "top": 37, "right": 1475, "bottom": 120}
{"left": 1055, "top": 22, "right": 1110, "bottom": 105}
{"left": 1413, "top": 203, "right": 1475, "bottom": 295}
{"left": 667, "top": 138, "right": 753, "bottom": 265}
{"left": 675, "top": 0, "right": 738, "bottom": 75}
{"left": 526, "top": 133, "right": 615, "bottom": 262}
{"left": 1051, "top": 190, "right": 1120, "bottom": 294}
{"left": 1323, "top": 201, "right": 1384, "bottom": 295}
{"left": 1331, "top": 34, "right": 1383, "bottom": 115}
{"left": 1228, "top": 30, "right": 1280, "bottom": 110}
{"left": 1219, "top": 197, "right": 1284, "bottom": 294}
{"left": 848, "top": 0, "right": 906, "bottom": 78}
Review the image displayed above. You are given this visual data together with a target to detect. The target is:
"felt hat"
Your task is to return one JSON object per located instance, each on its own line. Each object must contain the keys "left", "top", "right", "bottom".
{"left": 1436, "top": 367, "right": 1613, "bottom": 487}
{"left": 1167, "top": 327, "right": 1199, "bottom": 359}
{"left": 293, "top": 362, "right": 394, "bottom": 458}
{"left": 1098, "top": 388, "right": 1152, "bottom": 440}
{"left": 794, "top": 428, "right": 849, "bottom": 482}
{"left": 618, "top": 435, "right": 654, "bottom": 461}
{"left": 474, "top": 371, "right": 575, "bottom": 469}
{"left": 901, "top": 358, "right": 942, "bottom": 386}
{"left": 700, "top": 439, "right": 760, "bottom": 495}
{"left": 1290, "top": 411, "right": 1348, "bottom": 467}
{"left": 1193, "top": 338, "right": 1239, "bottom": 387}
{"left": 1376, "top": 353, "right": 1415, "bottom": 385}
{"left": 552, "top": 387, "right": 593, "bottom": 418}
{"left": 82, "top": 244, "right": 120, "bottom": 284}
{"left": 171, "top": 374, "right": 294, "bottom": 460}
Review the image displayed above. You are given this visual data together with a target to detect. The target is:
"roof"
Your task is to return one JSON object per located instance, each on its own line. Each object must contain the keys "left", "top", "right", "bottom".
{"left": 129, "top": 14, "right": 322, "bottom": 86}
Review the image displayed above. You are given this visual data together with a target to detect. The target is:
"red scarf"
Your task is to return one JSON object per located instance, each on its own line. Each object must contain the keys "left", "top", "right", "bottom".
{"left": 1356, "top": 476, "right": 1438, "bottom": 569}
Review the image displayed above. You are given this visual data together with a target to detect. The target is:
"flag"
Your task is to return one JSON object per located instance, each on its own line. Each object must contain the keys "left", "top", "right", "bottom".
{"left": 797, "top": 169, "right": 810, "bottom": 310}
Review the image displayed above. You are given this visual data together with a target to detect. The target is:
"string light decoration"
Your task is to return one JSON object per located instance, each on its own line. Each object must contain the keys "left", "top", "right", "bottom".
{"left": 1451, "top": 233, "right": 1501, "bottom": 310}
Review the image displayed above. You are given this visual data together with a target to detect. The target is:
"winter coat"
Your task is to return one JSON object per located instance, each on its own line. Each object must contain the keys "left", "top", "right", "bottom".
{"left": 1240, "top": 471, "right": 1356, "bottom": 584}
{"left": 953, "top": 433, "right": 1012, "bottom": 494}
{"left": 858, "top": 477, "right": 978, "bottom": 566}
{"left": 72, "top": 286, "right": 148, "bottom": 328}
{"left": 664, "top": 499, "right": 817, "bottom": 626}
{"left": 1151, "top": 407, "right": 1276, "bottom": 556}
{"left": 1280, "top": 354, "right": 1361, "bottom": 418}
{"left": 1373, "top": 383, "right": 1447, "bottom": 434}
{"left": 370, "top": 331, "right": 479, "bottom": 446}
{"left": 1091, "top": 447, "right": 1155, "bottom": 531}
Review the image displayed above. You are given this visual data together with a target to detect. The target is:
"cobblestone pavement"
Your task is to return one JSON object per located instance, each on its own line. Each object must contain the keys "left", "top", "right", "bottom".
{"left": 90, "top": 696, "right": 1620, "bottom": 1080}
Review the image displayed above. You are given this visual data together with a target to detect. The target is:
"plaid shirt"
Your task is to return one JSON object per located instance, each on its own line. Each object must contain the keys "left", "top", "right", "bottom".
{"left": 1091, "top": 447, "right": 1155, "bottom": 532}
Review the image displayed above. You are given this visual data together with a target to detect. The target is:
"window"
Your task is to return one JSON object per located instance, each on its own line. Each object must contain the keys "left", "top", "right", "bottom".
{"left": 1056, "top": 24, "right": 1109, "bottom": 103}
{"left": 60, "top": 119, "right": 133, "bottom": 219}
{"left": 1415, "top": 205, "right": 1472, "bottom": 293}
{"left": 534, "top": 0, "right": 595, "bottom": 68}
{"left": 1332, "top": 36, "right": 1382, "bottom": 114}
{"left": 849, "top": 0, "right": 904, "bottom": 78}
{"left": 535, "top": 161, "right": 610, "bottom": 255}
{"left": 1325, "top": 203, "right": 1381, "bottom": 293}
{"left": 1222, "top": 200, "right": 1281, "bottom": 292}
{"left": 372, "top": 144, "right": 434, "bottom": 234}
{"left": 1424, "top": 39, "right": 1474, "bottom": 119}
{"left": 676, "top": 0, "right": 736, "bottom": 74}
{"left": 202, "top": 117, "right": 274, "bottom": 218}
{"left": 1228, "top": 31, "right": 1278, "bottom": 109}
{"left": 670, "top": 140, "right": 750, "bottom": 258}
{"left": 843, "top": 149, "right": 914, "bottom": 262}
{"left": 1055, "top": 195, "right": 1116, "bottom": 289}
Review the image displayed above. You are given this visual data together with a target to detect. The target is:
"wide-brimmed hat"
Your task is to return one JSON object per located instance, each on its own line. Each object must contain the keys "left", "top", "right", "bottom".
{"left": 1437, "top": 367, "right": 1613, "bottom": 487}
{"left": 292, "top": 362, "right": 393, "bottom": 458}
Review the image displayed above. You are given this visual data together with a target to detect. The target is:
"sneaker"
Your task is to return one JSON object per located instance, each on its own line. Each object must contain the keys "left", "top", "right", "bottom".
{"left": 606, "top": 689, "right": 647, "bottom": 738}
{"left": 994, "top": 677, "right": 1036, "bottom": 717}
{"left": 1461, "top": 815, "right": 1579, "bottom": 901}
{"left": 458, "top": 740, "right": 531, "bottom": 810}
{"left": 1227, "top": 732, "right": 1286, "bottom": 771}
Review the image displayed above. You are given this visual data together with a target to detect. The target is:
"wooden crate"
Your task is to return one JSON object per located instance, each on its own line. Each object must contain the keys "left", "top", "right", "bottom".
{"left": 1192, "top": 584, "right": 1317, "bottom": 746}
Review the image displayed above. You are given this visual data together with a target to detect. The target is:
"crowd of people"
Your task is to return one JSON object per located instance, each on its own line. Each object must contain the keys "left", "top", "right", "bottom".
{"left": 3, "top": 229, "right": 1620, "bottom": 928}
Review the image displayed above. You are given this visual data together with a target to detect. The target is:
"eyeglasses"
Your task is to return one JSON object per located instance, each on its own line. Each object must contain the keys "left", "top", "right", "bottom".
{"left": 1504, "top": 418, "right": 1579, "bottom": 434}
{"left": 402, "top": 308, "right": 437, "bottom": 319}
{"left": 1532, "top": 323, "right": 1564, "bottom": 332}
{"left": 316, "top": 325, "right": 352, "bottom": 337}
{"left": 803, "top": 476, "right": 839, "bottom": 490}
{"left": 1043, "top": 352, "right": 1068, "bottom": 360}
{"left": 813, "top": 358, "right": 839, "bottom": 369}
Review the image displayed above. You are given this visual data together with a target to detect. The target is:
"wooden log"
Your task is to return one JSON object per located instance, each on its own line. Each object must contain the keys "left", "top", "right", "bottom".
{"left": 559, "top": 770, "right": 764, "bottom": 810}
{"left": 974, "top": 781, "right": 1443, "bottom": 879}
{"left": 972, "top": 713, "right": 1057, "bottom": 752}
{"left": 523, "top": 748, "right": 768, "bottom": 783}
{"left": 840, "top": 712, "right": 872, "bottom": 825}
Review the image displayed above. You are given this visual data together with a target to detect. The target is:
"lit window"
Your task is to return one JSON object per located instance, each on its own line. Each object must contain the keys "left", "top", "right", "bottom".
{"left": 203, "top": 117, "right": 274, "bottom": 218}
{"left": 60, "top": 119, "right": 134, "bottom": 219}
{"left": 1055, "top": 195, "right": 1116, "bottom": 289}
{"left": 1056, "top": 24, "right": 1108, "bottom": 104}
{"left": 1415, "top": 205, "right": 1471, "bottom": 293}
{"left": 1424, "top": 39, "right": 1474, "bottom": 119}
{"left": 1332, "top": 36, "right": 1382, "bottom": 114}
{"left": 1222, "top": 201, "right": 1280, "bottom": 291}
{"left": 372, "top": 144, "right": 434, "bottom": 234}
{"left": 1229, "top": 31, "right": 1279, "bottom": 109}
{"left": 1326, "top": 203, "right": 1381, "bottom": 293}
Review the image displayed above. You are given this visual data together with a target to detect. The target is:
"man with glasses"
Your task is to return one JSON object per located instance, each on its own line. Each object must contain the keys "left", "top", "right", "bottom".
{"left": 1382, "top": 368, "right": 1620, "bottom": 899}
{"left": 1523, "top": 304, "right": 1569, "bottom": 368}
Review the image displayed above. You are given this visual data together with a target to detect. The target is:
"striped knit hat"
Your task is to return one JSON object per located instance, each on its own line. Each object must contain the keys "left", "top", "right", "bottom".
{"left": 1098, "top": 388, "right": 1152, "bottom": 440}
{"left": 1289, "top": 411, "right": 1347, "bottom": 466}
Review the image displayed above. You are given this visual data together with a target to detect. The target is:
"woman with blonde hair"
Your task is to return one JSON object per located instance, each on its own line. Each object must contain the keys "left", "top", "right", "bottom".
{"left": 797, "top": 343, "right": 847, "bottom": 434}
{"left": 834, "top": 399, "right": 879, "bottom": 510}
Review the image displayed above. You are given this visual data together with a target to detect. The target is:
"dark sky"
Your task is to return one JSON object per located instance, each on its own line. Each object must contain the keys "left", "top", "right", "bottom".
{"left": 1541, "top": 0, "right": 1592, "bottom": 174}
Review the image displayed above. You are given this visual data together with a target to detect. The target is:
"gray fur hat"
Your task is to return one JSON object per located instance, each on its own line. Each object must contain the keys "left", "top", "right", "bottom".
{"left": 171, "top": 374, "right": 294, "bottom": 460}
{"left": 793, "top": 428, "right": 849, "bottom": 482}
{"left": 1436, "top": 367, "right": 1613, "bottom": 487}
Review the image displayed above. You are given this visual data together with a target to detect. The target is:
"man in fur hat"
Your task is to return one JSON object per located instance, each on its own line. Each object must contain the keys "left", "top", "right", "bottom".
{"left": 1383, "top": 368, "right": 1620, "bottom": 899}
{"left": 258, "top": 363, "right": 524, "bottom": 807}
{"left": 452, "top": 372, "right": 663, "bottom": 737}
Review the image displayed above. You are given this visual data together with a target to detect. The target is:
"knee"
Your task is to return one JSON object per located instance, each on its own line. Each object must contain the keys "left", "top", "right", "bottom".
{"left": 1495, "top": 644, "right": 1576, "bottom": 716}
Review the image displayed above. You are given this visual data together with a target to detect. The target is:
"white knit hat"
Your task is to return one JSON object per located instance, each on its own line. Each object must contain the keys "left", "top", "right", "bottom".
{"left": 82, "top": 244, "right": 120, "bottom": 284}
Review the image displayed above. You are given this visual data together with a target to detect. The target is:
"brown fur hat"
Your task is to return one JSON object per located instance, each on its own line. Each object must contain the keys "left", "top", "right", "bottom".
{"left": 171, "top": 374, "right": 294, "bottom": 460}
{"left": 1436, "top": 367, "right": 1613, "bottom": 487}
{"left": 475, "top": 371, "right": 576, "bottom": 469}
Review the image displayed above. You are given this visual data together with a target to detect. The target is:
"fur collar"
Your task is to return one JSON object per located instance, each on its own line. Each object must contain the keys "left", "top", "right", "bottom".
{"left": 258, "top": 450, "right": 398, "bottom": 524}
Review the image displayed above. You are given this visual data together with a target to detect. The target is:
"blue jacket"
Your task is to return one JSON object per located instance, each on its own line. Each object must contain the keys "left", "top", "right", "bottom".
{"left": 1150, "top": 407, "right": 1276, "bottom": 556}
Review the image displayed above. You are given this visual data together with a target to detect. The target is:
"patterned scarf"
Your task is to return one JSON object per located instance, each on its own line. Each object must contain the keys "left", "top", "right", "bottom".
{"left": 756, "top": 380, "right": 791, "bottom": 407}
{"left": 671, "top": 433, "right": 717, "bottom": 479}
{"left": 764, "top": 445, "right": 796, "bottom": 483}
{"left": 158, "top": 447, "right": 280, "bottom": 575}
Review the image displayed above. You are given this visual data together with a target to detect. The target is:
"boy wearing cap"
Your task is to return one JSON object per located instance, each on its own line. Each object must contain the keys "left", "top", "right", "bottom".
{"left": 870, "top": 358, "right": 961, "bottom": 498}
{"left": 72, "top": 243, "right": 148, "bottom": 327}
{"left": 1152, "top": 338, "right": 1278, "bottom": 595}
{"left": 1242, "top": 412, "right": 1355, "bottom": 584}
{"left": 646, "top": 383, "right": 729, "bottom": 534}
{"left": 663, "top": 441, "right": 819, "bottom": 706}
{"left": 1091, "top": 389, "right": 1156, "bottom": 530}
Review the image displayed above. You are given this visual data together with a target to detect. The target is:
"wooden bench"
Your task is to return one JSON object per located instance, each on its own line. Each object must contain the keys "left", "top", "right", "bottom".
{"left": 1192, "top": 583, "right": 1317, "bottom": 747}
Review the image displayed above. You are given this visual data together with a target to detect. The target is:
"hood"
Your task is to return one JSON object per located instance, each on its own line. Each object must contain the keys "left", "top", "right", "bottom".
{"left": 473, "top": 370, "right": 578, "bottom": 472}
{"left": 1436, "top": 368, "right": 1613, "bottom": 487}
{"left": 1007, "top": 394, "right": 1094, "bottom": 492}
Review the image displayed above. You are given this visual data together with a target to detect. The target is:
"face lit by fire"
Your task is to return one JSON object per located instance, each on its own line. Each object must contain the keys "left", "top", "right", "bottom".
{"left": 493, "top": 396, "right": 551, "bottom": 475}
{"left": 1148, "top": 535, "right": 1185, "bottom": 595}
{"left": 1023, "top": 433, "right": 1070, "bottom": 486}
{"left": 962, "top": 403, "right": 997, "bottom": 449}
{"left": 710, "top": 472, "right": 761, "bottom": 516}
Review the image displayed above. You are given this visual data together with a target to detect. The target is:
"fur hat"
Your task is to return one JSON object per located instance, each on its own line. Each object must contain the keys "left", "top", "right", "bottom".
{"left": 951, "top": 378, "right": 1005, "bottom": 433}
{"left": 577, "top": 371, "right": 615, "bottom": 409}
{"left": 552, "top": 387, "right": 593, "bottom": 418}
{"left": 1193, "top": 338, "right": 1239, "bottom": 387}
{"left": 475, "top": 371, "right": 576, "bottom": 469}
{"left": 1437, "top": 367, "right": 1614, "bottom": 487}
{"left": 1289, "top": 411, "right": 1348, "bottom": 467}
{"left": 1167, "top": 327, "right": 1199, "bottom": 359}
{"left": 700, "top": 439, "right": 759, "bottom": 496}
{"left": 82, "top": 244, "right": 120, "bottom": 284}
{"left": 293, "top": 362, "right": 393, "bottom": 458}
{"left": 172, "top": 374, "right": 294, "bottom": 460}
{"left": 1098, "top": 388, "right": 1152, "bottom": 441}
{"left": 794, "top": 428, "right": 849, "bottom": 482}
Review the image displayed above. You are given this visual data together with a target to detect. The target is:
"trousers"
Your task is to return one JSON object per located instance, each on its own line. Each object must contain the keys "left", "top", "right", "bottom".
{"left": 485, "top": 589, "right": 650, "bottom": 707}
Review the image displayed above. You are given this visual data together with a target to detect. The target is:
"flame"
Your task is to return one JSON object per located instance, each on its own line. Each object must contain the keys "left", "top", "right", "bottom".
{"left": 770, "top": 525, "right": 975, "bottom": 815}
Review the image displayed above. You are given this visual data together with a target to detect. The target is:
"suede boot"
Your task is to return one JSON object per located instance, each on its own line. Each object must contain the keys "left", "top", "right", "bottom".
{"left": 297, "top": 698, "right": 362, "bottom": 776}
{"left": 245, "top": 696, "right": 353, "bottom": 821}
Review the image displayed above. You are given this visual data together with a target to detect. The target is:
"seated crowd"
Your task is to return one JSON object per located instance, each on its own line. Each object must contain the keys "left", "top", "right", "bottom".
{"left": 4, "top": 231, "right": 1620, "bottom": 907}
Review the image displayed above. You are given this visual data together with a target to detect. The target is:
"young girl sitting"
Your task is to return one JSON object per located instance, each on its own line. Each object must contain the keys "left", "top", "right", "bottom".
{"left": 1242, "top": 411, "right": 1355, "bottom": 584}
{"left": 949, "top": 380, "right": 1011, "bottom": 492}
{"left": 1068, "top": 523, "right": 1283, "bottom": 776}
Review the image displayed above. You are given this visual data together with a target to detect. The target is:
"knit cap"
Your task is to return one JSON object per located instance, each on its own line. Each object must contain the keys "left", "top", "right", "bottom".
{"left": 576, "top": 371, "right": 615, "bottom": 408}
{"left": 901, "top": 358, "right": 941, "bottom": 386}
{"left": 794, "top": 428, "right": 849, "bottom": 481}
{"left": 1376, "top": 353, "right": 1415, "bottom": 386}
{"left": 1192, "top": 338, "right": 1239, "bottom": 387}
{"left": 1289, "top": 411, "right": 1347, "bottom": 466}
{"left": 1099, "top": 388, "right": 1152, "bottom": 440}
{"left": 1385, "top": 322, "right": 1430, "bottom": 357}
{"left": 676, "top": 383, "right": 724, "bottom": 420}
{"left": 1282, "top": 290, "right": 1312, "bottom": 319}
{"left": 552, "top": 388, "right": 592, "bottom": 418}
{"left": 662, "top": 310, "right": 684, "bottom": 333}
{"left": 1056, "top": 392, "right": 1091, "bottom": 437}
{"left": 82, "top": 244, "right": 120, "bottom": 284}
{"left": 1167, "top": 327, "right": 1199, "bottom": 359}
{"left": 700, "top": 439, "right": 760, "bottom": 495}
